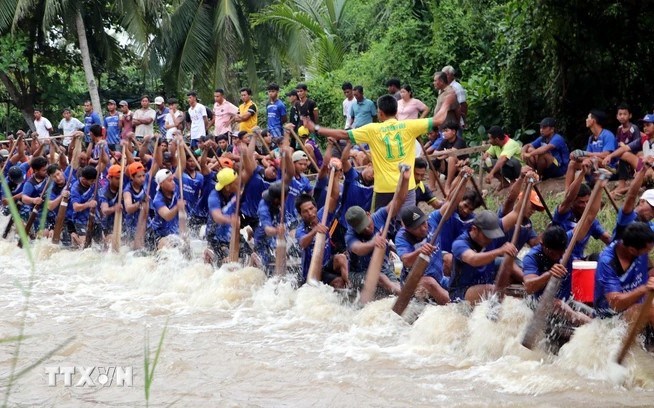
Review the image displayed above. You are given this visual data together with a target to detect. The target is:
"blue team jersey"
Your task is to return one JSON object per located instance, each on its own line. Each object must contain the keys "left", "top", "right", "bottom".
{"left": 522, "top": 233, "right": 573, "bottom": 300}
{"left": 427, "top": 209, "right": 475, "bottom": 253}
{"left": 83, "top": 112, "right": 102, "bottom": 142}
{"left": 241, "top": 168, "right": 271, "bottom": 218}
{"left": 19, "top": 176, "right": 48, "bottom": 217}
{"left": 206, "top": 189, "right": 236, "bottom": 243}
{"left": 156, "top": 108, "right": 169, "bottom": 132}
{"left": 197, "top": 170, "right": 216, "bottom": 220}
{"left": 450, "top": 231, "right": 496, "bottom": 301}
{"left": 339, "top": 167, "right": 373, "bottom": 225}
{"left": 286, "top": 175, "right": 312, "bottom": 220}
{"left": 104, "top": 113, "right": 121, "bottom": 145}
{"left": 345, "top": 207, "right": 389, "bottom": 273}
{"left": 266, "top": 99, "right": 287, "bottom": 138}
{"left": 254, "top": 198, "right": 281, "bottom": 246}
{"left": 149, "top": 186, "right": 179, "bottom": 238}
{"left": 122, "top": 180, "right": 147, "bottom": 232}
{"left": 181, "top": 171, "right": 204, "bottom": 218}
{"left": 98, "top": 184, "right": 119, "bottom": 229}
{"left": 395, "top": 227, "right": 446, "bottom": 288}
{"left": 552, "top": 207, "right": 605, "bottom": 259}
{"left": 296, "top": 208, "right": 333, "bottom": 279}
{"left": 594, "top": 241, "right": 649, "bottom": 317}
{"left": 530, "top": 133, "right": 569, "bottom": 168}
{"left": 586, "top": 129, "right": 616, "bottom": 153}
{"left": 69, "top": 180, "right": 96, "bottom": 224}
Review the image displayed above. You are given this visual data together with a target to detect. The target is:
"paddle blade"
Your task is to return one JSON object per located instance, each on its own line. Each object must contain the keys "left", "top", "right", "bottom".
{"left": 307, "top": 233, "right": 327, "bottom": 282}
{"left": 616, "top": 290, "right": 654, "bottom": 365}
{"left": 392, "top": 253, "right": 430, "bottom": 315}
{"left": 274, "top": 239, "right": 287, "bottom": 276}
{"left": 360, "top": 246, "right": 387, "bottom": 305}
{"left": 132, "top": 203, "right": 149, "bottom": 250}
{"left": 521, "top": 276, "right": 561, "bottom": 349}
{"left": 51, "top": 199, "right": 69, "bottom": 244}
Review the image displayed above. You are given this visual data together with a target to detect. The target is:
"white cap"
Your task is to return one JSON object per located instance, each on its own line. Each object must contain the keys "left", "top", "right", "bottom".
{"left": 154, "top": 96, "right": 165, "bottom": 105}
{"left": 155, "top": 169, "right": 173, "bottom": 190}
{"left": 292, "top": 150, "right": 308, "bottom": 162}
{"left": 0, "top": 149, "right": 8, "bottom": 158}
{"left": 641, "top": 189, "right": 654, "bottom": 207}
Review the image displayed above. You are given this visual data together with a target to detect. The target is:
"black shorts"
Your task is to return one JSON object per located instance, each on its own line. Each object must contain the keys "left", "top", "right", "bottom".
{"left": 241, "top": 214, "right": 259, "bottom": 231}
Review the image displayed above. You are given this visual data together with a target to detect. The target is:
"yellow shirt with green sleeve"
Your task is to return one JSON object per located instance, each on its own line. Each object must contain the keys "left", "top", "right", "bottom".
{"left": 486, "top": 138, "right": 523, "bottom": 163}
{"left": 347, "top": 118, "right": 433, "bottom": 193}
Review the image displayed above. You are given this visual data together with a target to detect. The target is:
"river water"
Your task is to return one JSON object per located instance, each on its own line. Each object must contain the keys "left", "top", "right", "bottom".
{"left": 1, "top": 237, "right": 654, "bottom": 407}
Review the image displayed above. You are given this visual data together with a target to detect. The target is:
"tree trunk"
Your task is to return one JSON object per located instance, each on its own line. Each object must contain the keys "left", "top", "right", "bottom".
{"left": 0, "top": 70, "right": 35, "bottom": 131}
{"left": 75, "top": 10, "right": 103, "bottom": 121}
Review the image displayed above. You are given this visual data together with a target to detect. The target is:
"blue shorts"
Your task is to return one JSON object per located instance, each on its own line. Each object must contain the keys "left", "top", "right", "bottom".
{"left": 542, "top": 161, "right": 566, "bottom": 180}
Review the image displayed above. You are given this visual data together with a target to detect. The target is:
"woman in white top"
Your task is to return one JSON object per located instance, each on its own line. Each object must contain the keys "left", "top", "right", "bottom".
{"left": 396, "top": 84, "right": 429, "bottom": 120}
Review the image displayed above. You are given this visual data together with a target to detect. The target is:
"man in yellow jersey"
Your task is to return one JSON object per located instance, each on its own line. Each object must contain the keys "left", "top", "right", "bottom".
{"left": 302, "top": 89, "right": 455, "bottom": 211}
{"left": 232, "top": 87, "right": 258, "bottom": 132}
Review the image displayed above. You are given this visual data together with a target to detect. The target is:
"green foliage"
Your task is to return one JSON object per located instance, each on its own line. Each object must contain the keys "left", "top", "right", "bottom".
{"left": 144, "top": 319, "right": 168, "bottom": 407}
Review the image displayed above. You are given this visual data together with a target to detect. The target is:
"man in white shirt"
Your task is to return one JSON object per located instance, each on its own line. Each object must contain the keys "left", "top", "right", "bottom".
{"left": 33, "top": 108, "right": 53, "bottom": 142}
{"left": 442, "top": 65, "right": 468, "bottom": 128}
{"left": 187, "top": 91, "right": 209, "bottom": 148}
{"left": 342, "top": 82, "right": 355, "bottom": 130}
{"left": 164, "top": 98, "right": 184, "bottom": 141}
{"left": 58, "top": 108, "right": 84, "bottom": 149}
{"left": 213, "top": 88, "right": 238, "bottom": 140}
{"left": 132, "top": 95, "right": 156, "bottom": 137}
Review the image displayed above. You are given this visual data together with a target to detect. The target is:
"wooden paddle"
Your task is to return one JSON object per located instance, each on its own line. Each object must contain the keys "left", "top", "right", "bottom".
{"left": 306, "top": 165, "right": 337, "bottom": 283}
{"left": 429, "top": 144, "right": 488, "bottom": 159}
{"left": 132, "top": 135, "right": 160, "bottom": 250}
{"left": 83, "top": 178, "right": 100, "bottom": 249}
{"left": 360, "top": 165, "right": 410, "bottom": 305}
{"left": 52, "top": 140, "right": 79, "bottom": 244}
{"left": 111, "top": 145, "right": 127, "bottom": 252}
{"left": 1, "top": 136, "right": 19, "bottom": 174}
{"left": 288, "top": 127, "right": 320, "bottom": 172}
{"left": 418, "top": 140, "right": 446, "bottom": 198}
{"left": 228, "top": 150, "right": 244, "bottom": 263}
{"left": 274, "top": 151, "right": 287, "bottom": 276}
{"left": 176, "top": 140, "right": 190, "bottom": 258}
{"left": 494, "top": 178, "right": 534, "bottom": 294}
{"left": 23, "top": 177, "right": 52, "bottom": 241}
{"left": 469, "top": 175, "right": 488, "bottom": 209}
{"left": 183, "top": 143, "right": 202, "bottom": 170}
{"left": 393, "top": 172, "right": 470, "bottom": 315}
{"left": 521, "top": 170, "right": 610, "bottom": 349}
{"left": 532, "top": 184, "right": 553, "bottom": 221}
{"left": 616, "top": 289, "right": 654, "bottom": 365}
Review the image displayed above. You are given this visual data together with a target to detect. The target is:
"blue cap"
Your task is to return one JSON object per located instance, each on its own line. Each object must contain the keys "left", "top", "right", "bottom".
{"left": 640, "top": 114, "right": 654, "bottom": 124}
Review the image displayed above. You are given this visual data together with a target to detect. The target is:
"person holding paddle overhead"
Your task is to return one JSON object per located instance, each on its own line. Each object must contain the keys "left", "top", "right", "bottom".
{"left": 344, "top": 166, "right": 411, "bottom": 295}
{"left": 594, "top": 223, "right": 654, "bottom": 326}
{"left": 302, "top": 91, "right": 454, "bottom": 212}
{"left": 610, "top": 162, "right": 654, "bottom": 241}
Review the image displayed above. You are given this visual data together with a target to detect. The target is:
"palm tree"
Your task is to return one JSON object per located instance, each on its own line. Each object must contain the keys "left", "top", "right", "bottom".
{"left": 252, "top": 0, "right": 351, "bottom": 76}
{"left": 156, "top": 0, "right": 278, "bottom": 99}
{"left": 0, "top": 0, "right": 159, "bottom": 119}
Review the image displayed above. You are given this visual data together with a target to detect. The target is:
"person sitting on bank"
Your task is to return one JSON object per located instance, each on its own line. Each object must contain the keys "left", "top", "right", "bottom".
{"left": 483, "top": 125, "right": 523, "bottom": 189}
{"left": 521, "top": 117, "right": 569, "bottom": 180}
